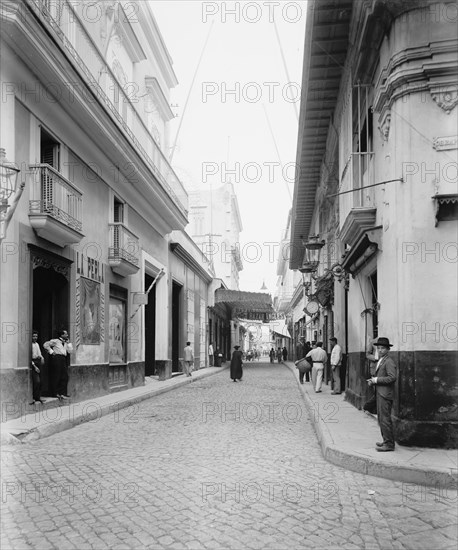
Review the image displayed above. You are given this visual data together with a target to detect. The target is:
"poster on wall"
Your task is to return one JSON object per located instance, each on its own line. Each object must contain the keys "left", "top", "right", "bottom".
{"left": 109, "top": 298, "right": 125, "bottom": 363}
{"left": 80, "top": 277, "right": 101, "bottom": 344}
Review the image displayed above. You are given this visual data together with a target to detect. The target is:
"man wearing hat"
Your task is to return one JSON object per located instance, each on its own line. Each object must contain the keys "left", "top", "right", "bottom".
{"left": 367, "top": 337, "right": 397, "bottom": 452}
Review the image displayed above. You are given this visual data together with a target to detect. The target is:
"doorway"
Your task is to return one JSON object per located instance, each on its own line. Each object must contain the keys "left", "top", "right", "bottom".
{"left": 144, "top": 273, "right": 156, "bottom": 376}
{"left": 32, "top": 265, "right": 69, "bottom": 396}
{"left": 171, "top": 281, "right": 182, "bottom": 372}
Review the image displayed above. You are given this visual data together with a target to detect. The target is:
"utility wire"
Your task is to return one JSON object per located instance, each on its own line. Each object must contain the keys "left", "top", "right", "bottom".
{"left": 273, "top": 19, "right": 299, "bottom": 123}
{"left": 169, "top": 20, "right": 214, "bottom": 164}
{"left": 262, "top": 104, "right": 293, "bottom": 202}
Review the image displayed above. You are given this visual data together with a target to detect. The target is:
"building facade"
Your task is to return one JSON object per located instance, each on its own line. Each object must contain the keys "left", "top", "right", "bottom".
{"left": 188, "top": 181, "right": 243, "bottom": 290}
{"left": 0, "top": 0, "right": 190, "bottom": 414}
{"left": 168, "top": 230, "right": 215, "bottom": 375}
{"left": 290, "top": 0, "right": 457, "bottom": 447}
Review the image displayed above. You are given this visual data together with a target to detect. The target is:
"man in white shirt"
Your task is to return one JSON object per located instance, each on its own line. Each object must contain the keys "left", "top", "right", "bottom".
{"left": 329, "top": 337, "right": 343, "bottom": 394}
{"left": 30, "top": 330, "right": 45, "bottom": 404}
{"left": 183, "top": 342, "right": 194, "bottom": 377}
{"left": 208, "top": 343, "right": 214, "bottom": 367}
{"left": 306, "top": 342, "right": 328, "bottom": 393}
{"left": 43, "top": 329, "right": 73, "bottom": 399}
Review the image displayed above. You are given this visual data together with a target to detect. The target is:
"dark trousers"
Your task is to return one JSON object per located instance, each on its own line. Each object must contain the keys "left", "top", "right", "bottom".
{"left": 363, "top": 392, "right": 377, "bottom": 414}
{"left": 31, "top": 360, "right": 42, "bottom": 401}
{"left": 51, "top": 355, "right": 68, "bottom": 396}
{"left": 376, "top": 394, "right": 395, "bottom": 448}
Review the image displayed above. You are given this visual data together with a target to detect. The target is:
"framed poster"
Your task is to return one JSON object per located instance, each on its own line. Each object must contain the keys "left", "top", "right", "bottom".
{"left": 109, "top": 297, "right": 125, "bottom": 363}
{"left": 80, "top": 277, "right": 101, "bottom": 344}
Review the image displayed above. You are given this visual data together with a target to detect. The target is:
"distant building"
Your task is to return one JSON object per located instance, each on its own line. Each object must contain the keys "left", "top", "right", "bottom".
{"left": 188, "top": 181, "right": 243, "bottom": 290}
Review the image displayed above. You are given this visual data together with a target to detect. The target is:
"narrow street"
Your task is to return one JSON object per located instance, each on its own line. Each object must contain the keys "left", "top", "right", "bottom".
{"left": 1, "top": 363, "right": 456, "bottom": 550}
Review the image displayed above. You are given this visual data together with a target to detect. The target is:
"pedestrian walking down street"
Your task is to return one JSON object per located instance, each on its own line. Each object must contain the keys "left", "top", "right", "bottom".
{"left": 277, "top": 347, "right": 282, "bottom": 363}
{"left": 43, "top": 329, "right": 73, "bottom": 400}
{"left": 230, "top": 345, "right": 243, "bottom": 382}
{"left": 282, "top": 346, "right": 288, "bottom": 361}
{"left": 183, "top": 342, "right": 194, "bottom": 377}
{"left": 269, "top": 347, "right": 275, "bottom": 363}
{"left": 329, "top": 337, "right": 343, "bottom": 394}
{"left": 30, "top": 330, "right": 45, "bottom": 405}
{"left": 367, "top": 337, "right": 397, "bottom": 452}
{"left": 303, "top": 341, "right": 312, "bottom": 382}
{"left": 306, "top": 341, "right": 327, "bottom": 393}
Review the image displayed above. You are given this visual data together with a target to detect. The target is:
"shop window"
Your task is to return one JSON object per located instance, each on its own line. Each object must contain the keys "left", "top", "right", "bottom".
{"left": 109, "top": 285, "right": 127, "bottom": 365}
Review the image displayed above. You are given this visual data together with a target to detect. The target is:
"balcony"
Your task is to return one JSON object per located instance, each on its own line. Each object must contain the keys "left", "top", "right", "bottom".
{"left": 109, "top": 223, "right": 140, "bottom": 277}
{"left": 28, "top": 164, "right": 84, "bottom": 247}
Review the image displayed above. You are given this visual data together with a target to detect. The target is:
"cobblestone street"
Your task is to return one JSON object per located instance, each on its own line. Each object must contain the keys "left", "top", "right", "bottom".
{"left": 1, "top": 363, "right": 457, "bottom": 550}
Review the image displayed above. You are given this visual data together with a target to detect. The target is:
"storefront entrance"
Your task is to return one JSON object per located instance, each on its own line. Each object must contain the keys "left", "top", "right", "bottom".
{"left": 171, "top": 281, "right": 182, "bottom": 372}
{"left": 144, "top": 273, "right": 156, "bottom": 376}
{"left": 31, "top": 250, "right": 70, "bottom": 396}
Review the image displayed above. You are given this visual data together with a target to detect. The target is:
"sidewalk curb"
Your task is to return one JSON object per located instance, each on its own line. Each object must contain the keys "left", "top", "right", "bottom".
{"left": 284, "top": 362, "right": 457, "bottom": 488}
{"left": 1, "top": 366, "right": 229, "bottom": 445}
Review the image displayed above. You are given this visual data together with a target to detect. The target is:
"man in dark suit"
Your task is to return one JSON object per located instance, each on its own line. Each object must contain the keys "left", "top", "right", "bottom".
{"left": 367, "top": 337, "right": 397, "bottom": 452}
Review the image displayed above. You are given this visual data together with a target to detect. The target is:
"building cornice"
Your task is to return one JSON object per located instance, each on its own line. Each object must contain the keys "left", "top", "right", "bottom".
{"left": 2, "top": 1, "right": 188, "bottom": 234}
{"left": 145, "top": 76, "right": 175, "bottom": 121}
{"left": 170, "top": 242, "right": 213, "bottom": 283}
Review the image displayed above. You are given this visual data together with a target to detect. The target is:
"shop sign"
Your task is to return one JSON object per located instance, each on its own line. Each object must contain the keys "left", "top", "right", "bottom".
{"left": 76, "top": 252, "right": 105, "bottom": 283}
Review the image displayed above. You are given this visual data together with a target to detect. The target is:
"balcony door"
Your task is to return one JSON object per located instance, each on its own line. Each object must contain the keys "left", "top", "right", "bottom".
{"left": 40, "top": 128, "right": 60, "bottom": 209}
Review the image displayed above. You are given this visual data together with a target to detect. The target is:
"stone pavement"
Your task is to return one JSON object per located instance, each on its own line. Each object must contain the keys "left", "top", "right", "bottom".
{"left": 283, "top": 361, "right": 458, "bottom": 488}
{"left": 1, "top": 362, "right": 457, "bottom": 488}
{"left": 1, "top": 362, "right": 457, "bottom": 550}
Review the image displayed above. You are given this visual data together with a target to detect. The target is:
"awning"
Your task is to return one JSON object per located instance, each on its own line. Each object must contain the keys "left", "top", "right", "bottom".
{"left": 215, "top": 289, "right": 274, "bottom": 321}
{"left": 270, "top": 322, "right": 292, "bottom": 339}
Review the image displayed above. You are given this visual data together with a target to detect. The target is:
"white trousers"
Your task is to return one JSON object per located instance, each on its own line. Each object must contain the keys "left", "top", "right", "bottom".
{"left": 312, "top": 365, "right": 324, "bottom": 392}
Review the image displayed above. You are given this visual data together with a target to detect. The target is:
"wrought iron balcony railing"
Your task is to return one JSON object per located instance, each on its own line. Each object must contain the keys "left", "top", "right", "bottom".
{"left": 29, "top": 163, "right": 83, "bottom": 232}
{"left": 109, "top": 223, "right": 140, "bottom": 267}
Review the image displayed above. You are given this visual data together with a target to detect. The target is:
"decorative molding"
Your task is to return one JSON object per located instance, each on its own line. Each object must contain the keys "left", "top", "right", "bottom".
{"left": 30, "top": 249, "right": 71, "bottom": 280}
{"left": 112, "top": 3, "right": 147, "bottom": 63}
{"left": 144, "top": 77, "right": 175, "bottom": 121}
{"left": 373, "top": 41, "right": 458, "bottom": 115}
{"left": 75, "top": 277, "right": 81, "bottom": 348}
{"left": 339, "top": 207, "right": 377, "bottom": 248}
{"left": 432, "top": 135, "right": 458, "bottom": 151}
{"left": 430, "top": 86, "right": 458, "bottom": 114}
{"left": 378, "top": 110, "right": 391, "bottom": 141}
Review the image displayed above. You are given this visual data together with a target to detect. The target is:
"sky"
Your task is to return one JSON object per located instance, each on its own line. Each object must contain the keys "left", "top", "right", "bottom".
{"left": 150, "top": 1, "right": 307, "bottom": 294}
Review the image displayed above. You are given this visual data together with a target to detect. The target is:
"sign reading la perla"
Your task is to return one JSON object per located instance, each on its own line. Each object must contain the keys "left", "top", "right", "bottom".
{"left": 75, "top": 252, "right": 105, "bottom": 283}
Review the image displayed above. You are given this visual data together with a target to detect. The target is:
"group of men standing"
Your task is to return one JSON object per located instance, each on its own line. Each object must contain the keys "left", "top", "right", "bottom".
{"left": 298, "top": 336, "right": 397, "bottom": 453}
{"left": 29, "top": 329, "right": 73, "bottom": 404}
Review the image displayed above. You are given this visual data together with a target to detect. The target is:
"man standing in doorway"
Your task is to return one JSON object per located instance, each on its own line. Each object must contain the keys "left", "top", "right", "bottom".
{"left": 367, "top": 337, "right": 397, "bottom": 452}
{"left": 183, "top": 341, "right": 194, "bottom": 377}
{"left": 30, "top": 330, "right": 45, "bottom": 405}
{"left": 44, "top": 329, "right": 73, "bottom": 400}
{"left": 208, "top": 342, "right": 214, "bottom": 367}
{"left": 330, "top": 337, "right": 343, "bottom": 394}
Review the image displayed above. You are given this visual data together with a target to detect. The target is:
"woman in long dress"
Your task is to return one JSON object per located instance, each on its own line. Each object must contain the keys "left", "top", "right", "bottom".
{"left": 230, "top": 345, "right": 243, "bottom": 382}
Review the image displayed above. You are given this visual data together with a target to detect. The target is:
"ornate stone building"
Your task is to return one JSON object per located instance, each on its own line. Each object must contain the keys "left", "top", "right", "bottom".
{"left": 290, "top": 0, "right": 457, "bottom": 447}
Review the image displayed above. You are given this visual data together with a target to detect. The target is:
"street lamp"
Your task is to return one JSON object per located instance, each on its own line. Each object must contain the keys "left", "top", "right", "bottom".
{"left": 299, "top": 234, "right": 325, "bottom": 274}
{"left": 0, "top": 148, "right": 23, "bottom": 241}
